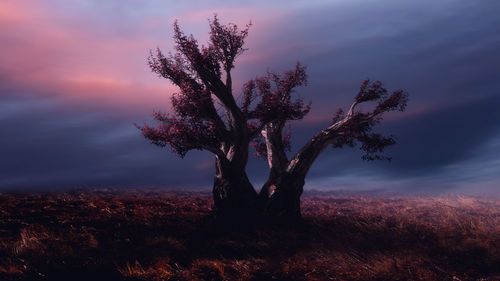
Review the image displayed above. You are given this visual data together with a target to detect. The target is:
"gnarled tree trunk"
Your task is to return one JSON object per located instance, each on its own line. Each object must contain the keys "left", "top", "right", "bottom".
{"left": 256, "top": 122, "right": 309, "bottom": 221}
{"left": 259, "top": 172, "right": 305, "bottom": 221}
{"left": 212, "top": 154, "right": 258, "bottom": 222}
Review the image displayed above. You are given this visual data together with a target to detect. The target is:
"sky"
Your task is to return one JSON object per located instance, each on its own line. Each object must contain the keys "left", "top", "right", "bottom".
{"left": 1, "top": 0, "right": 500, "bottom": 193}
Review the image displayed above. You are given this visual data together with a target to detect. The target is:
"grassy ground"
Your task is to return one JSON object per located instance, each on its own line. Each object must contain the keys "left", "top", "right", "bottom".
{"left": 1, "top": 189, "right": 500, "bottom": 281}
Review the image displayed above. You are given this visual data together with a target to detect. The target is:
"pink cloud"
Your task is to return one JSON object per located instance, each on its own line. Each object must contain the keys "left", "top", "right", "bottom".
{"left": 0, "top": 2, "right": 26, "bottom": 24}
{"left": 0, "top": 1, "right": 303, "bottom": 114}
{"left": 0, "top": 1, "right": 173, "bottom": 110}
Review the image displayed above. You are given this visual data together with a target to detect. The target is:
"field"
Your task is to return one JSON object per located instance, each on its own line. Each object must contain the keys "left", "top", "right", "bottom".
{"left": 1, "top": 189, "right": 500, "bottom": 281}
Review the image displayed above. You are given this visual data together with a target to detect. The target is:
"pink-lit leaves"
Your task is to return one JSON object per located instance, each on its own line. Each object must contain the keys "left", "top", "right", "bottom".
{"left": 244, "top": 63, "right": 310, "bottom": 159}
{"left": 250, "top": 134, "right": 267, "bottom": 158}
{"left": 246, "top": 62, "right": 310, "bottom": 124}
{"left": 138, "top": 112, "right": 219, "bottom": 158}
{"left": 139, "top": 15, "right": 410, "bottom": 220}
{"left": 209, "top": 15, "right": 251, "bottom": 71}
{"left": 141, "top": 16, "right": 258, "bottom": 157}
{"left": 142, "top": 16, "right": 408, "bottom": 178}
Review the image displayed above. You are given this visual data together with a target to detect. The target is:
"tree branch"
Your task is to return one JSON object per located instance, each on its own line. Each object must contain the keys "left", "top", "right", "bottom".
{"left": 287, "top": 80, "right": 408, "bottom": 178}
{"left": 261, "top": 122, "right": 289, "bottom": 172}
{"left": 171, "top": 19, "right": 245, "bottom": 135}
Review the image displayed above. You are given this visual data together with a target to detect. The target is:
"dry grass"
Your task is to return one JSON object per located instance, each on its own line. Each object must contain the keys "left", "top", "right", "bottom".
{"left": 1, "top": 189, "right": 500, "bottom": 280}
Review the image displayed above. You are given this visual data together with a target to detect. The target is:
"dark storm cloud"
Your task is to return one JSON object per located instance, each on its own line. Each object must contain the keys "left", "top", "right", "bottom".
{"left": 1, "top": 0, "right": 500, "bottom": 191}
{"left": 383, "top": 95, "right": 500, "bottom": 175}
{"left": 0, "top": 87, "right": 214, "bottom": 189}
{"left": 243, "top": 0, "right": 500, "bottom": 191}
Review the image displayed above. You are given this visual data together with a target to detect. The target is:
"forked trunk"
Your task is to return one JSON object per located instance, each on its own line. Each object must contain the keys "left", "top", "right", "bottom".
{"left": 258, "top": 124, "right": 335, "bottom": 221}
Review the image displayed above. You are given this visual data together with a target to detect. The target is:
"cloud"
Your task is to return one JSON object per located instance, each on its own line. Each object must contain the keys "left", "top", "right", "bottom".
{"left": 0, "top": 97, "right": 214, "bottom": 189}
{"left": 1, "top": 0, "right": 500, "bottom": 192}
{"left": 0, "top": 0, "right": 176, "bottom": 111}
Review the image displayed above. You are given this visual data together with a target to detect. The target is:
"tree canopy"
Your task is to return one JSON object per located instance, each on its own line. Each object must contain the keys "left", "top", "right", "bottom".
{"left": 138, "top": 16, "right": 408, "bottom": 221}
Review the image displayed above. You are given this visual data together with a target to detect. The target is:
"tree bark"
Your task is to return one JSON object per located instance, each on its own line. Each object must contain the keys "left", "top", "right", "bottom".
{"left": 258, "top": 122, "right": 341, "bottom": 221}
{"left": 257, "top": 122, "right": 305, "bottom": 221}
{"left": 212, "top": 156, "right": 258, "bottom": 222}
{"left": 258, "top": 172, "right": 305, "bottom": 222}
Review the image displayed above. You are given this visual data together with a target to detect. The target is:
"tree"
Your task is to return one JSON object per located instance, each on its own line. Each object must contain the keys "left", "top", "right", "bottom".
{"left": 138, "top": 16, "right": 408, "bottom": 222}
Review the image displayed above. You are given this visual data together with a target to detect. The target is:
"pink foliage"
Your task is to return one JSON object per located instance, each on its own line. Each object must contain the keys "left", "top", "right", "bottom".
{"left": 244, "top": 62, "right": 310, "bottom": 124}
{"left": 139, "top": 16, "right": 407, "bottom": 164}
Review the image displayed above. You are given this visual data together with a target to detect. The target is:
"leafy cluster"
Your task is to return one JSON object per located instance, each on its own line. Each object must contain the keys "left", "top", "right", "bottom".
{"left": 139, "top": 16, "right": 407, "bottom": 167}
{"left": 139, "top": 16, "right": 310, "bottom": 159}
{"left": 331, "top": 80, "right": 408, "bottom": 161}
{"left": 242, "top": 63, "right": 310, "bottom": 124}
{"left": 138, "top": 16, "right": 253, "bottom": 157}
